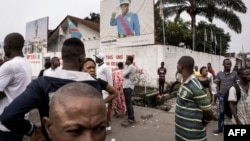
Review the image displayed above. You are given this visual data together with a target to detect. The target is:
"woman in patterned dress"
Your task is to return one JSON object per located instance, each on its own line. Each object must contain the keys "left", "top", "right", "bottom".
{"left": 112, "top": 62, "right": 127, "bottom": 117}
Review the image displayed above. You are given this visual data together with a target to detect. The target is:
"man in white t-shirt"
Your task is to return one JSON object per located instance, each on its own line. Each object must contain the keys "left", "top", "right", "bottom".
{"left": 0, "top": 33, "right": 32, "bottom": 141}
{"left": 228, "top": 67, "right": 250, "bottom": 125}
{"left": 43, "top": 56, "right": 60, "bottom": 76}
{"left": 94, "top": 52, "right": 113, "bottom": 133}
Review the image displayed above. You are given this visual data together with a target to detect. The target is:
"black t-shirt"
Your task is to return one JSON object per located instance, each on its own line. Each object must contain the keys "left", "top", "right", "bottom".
{"left": 97, "top": 78, "right": 108, "bottom": 90}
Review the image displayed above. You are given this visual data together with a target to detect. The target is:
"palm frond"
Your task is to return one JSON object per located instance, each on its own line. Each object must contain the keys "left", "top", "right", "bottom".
{"left": 166, "top": 0, "right": 189, "bottom": 5}
{"left": 215, "top": 0, "right": 247, "bottom": 13}
{"left": 163, "top": 5, "right": 187, "bottom": 18}
{"left": 198, "top": 8, "right": 242, "bottom": 33}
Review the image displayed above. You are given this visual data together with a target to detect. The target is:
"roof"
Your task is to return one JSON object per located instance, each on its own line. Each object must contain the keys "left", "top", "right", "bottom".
{"left": 48, "top": 15, "right": 100, "bottom": 38}
{"left": 67, "top": 15, "right": 100, "bottom": 32}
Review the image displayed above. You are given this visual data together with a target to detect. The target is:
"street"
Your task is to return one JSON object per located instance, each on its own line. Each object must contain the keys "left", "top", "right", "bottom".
{"left": 106, "top": 106, "right": 223, "bottom": 141}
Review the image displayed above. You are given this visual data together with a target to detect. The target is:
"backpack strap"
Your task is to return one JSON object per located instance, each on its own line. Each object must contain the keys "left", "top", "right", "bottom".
{"left": 234, "top": 84, "right": 241, "bottom": 103}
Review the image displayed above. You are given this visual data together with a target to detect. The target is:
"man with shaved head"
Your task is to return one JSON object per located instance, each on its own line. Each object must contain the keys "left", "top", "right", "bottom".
{"left": 0, "top": 33, "right": 32, "bottom": 141}
{"left": 0, "top": 38, "right": 102, "bottom": 141}
{"left": 43, "top": 82, "right": 107, "bottom": 141}
{"left": 175, "top": 56, "right": 213, "bottom": 141}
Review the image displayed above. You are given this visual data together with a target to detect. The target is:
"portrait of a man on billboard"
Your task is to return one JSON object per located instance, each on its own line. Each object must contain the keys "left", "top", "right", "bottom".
{"left": 101, "top": 0, "right": 154, "bottom": 47}
{"left": 110, "top": 0, "right": 140, "bottom": 38}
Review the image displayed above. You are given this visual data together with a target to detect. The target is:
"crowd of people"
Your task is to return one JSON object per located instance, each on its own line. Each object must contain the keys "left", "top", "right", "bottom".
{"left": 0, "top": 32, "right": 137, "bottom": 141}
{"left": 157, "top": 57, "right": 249, "bottom": 140}
{"left": 0, "top": 32, "right": 249, "bottom": 141}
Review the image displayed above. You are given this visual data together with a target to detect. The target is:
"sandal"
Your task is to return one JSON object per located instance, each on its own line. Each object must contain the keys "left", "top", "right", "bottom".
{"left": 122, "top": 118, "right": 135, "bottom": 124}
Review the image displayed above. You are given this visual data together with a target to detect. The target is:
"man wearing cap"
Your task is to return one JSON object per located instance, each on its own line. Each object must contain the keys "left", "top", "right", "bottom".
{"left": 94, "top": 52, "right": 113, "bottom": 133}
{"left": 110, "top": 0, "right": 140, "bottom": 38}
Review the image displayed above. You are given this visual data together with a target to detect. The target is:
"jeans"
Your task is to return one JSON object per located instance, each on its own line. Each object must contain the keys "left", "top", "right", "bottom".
{"left": 159, "top": 79, "right": 165, "bottom": 94}
{"left": 123, "top": 88, "right": 135, "bottom": 120}
{"left": 0, "top": 130, "right": 23, "bottom": 141}
{"left": 217, "top": 93, "right": 224, "bottom": 131}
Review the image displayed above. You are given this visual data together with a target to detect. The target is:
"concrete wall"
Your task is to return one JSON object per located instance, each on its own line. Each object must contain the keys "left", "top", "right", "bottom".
{"left": 26, "top": 44, "right": 236, "bottom": 87}
{"left": 96, "top": 45, "right": 236, "bottom": 88}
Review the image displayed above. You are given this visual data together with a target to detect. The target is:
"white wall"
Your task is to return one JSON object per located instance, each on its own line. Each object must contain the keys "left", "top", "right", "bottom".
{"left": 97, "top": 45, "right": 236, "bottom": 88}
{"left": 27, "top": 44, "right": 236, "bottom": 86}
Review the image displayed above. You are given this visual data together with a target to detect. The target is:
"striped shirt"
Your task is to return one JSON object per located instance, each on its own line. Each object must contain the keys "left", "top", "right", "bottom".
{"left": 228, "top": 83, "right": 250, "bottom": 124}
{"left": 175, "top": 75, "right": 211, "bottom": 141}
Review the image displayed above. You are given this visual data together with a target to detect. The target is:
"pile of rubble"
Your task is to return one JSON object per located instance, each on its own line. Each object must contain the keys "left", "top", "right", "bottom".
{"left": 132, "top": 82, "right": 180, "bottom": 112}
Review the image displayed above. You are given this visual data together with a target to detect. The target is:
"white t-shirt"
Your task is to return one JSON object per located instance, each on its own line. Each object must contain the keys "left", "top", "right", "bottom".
{"left": 96, "top": 63, "right": 113, "bottom": 98}
{"left": 43, "top": 67, "right": 60, "bottom": 76}
{"left": 228, "top": 84, "right": 250, "bottom": 124}
{"left": 0, "top": 57, "right": 32, "bottom": 131}
{"left": 207, "top": 72, "right": 213, "bottom": 84}
{"left": 96, "top": 63, "right": 113, "bottom": 86}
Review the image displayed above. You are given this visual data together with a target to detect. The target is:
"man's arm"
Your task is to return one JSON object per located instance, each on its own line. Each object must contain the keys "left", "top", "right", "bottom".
{"left": 104, "top": 84, "right": 118, "bottom": 103}
{"left": 0, "top": 79, "right": 43, "bottom": 135}
{"left": 229, "top": 102, "right": 242, "bottom": 124}
{"left": 202, "top": 109, "right": 214, "bottom": 126}
{"left": 123, "top": 66, "right": 132, "bottom": 78}
{"left": 106, "top": 67, "right": 113, "bottom": 86}
{"left": 110, "top": 12, "right": 117, "bottom": 26}
{"left": 214, "top": 72, "right": 221, "bottom": 92}
{"left": 193, "top": 83, "right": 214, "bottom": 125}
{"left": 228, "top": 87, "right": 242, "bottom": 125}
{"left": 133, "top": 14, "right": 140, "bottom": 35}
{"left": 0, "top": 62, "right": 13, "bottom": 99}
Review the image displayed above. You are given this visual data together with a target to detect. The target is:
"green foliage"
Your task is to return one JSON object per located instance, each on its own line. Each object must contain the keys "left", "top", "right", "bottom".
{"left": 196, "top": 21, "right": 231, "bottom": 55}
{"left": 155, "top": 0, "right": 247, "bottom": 51}
{"left": 160, "top": 19, "right": 192, "bottom": 47}
{"left": 84, "top": 12, "right": 100, "bottom": 23}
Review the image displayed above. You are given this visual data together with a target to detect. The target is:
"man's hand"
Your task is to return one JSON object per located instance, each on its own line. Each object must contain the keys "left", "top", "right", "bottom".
{"left": 111, "top": 12, "right": 116, "bottom": 18}
{"left": 202, "top": 109, "right": 213, "bottom": 126}
{"left": 30, "top": 126, "right": 46, "bottom": 141}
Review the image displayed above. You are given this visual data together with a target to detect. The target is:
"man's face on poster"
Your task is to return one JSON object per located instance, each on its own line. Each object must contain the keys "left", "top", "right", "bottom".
{"left": 120, "top": 4, "right": 129, "bottom": 15}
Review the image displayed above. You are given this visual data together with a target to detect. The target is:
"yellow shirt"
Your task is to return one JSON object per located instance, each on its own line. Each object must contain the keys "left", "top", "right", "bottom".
{"left": 194, "top": 70, "right": 200, "bottom": 78}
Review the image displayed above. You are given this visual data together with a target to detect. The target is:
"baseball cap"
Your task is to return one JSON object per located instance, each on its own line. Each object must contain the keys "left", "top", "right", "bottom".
{"left": 94, "top": 52, "right": 105, "bottom": 60}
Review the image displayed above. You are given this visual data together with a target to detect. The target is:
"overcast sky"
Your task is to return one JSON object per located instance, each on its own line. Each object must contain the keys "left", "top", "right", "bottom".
{"left": 0, "top": 0, "right": 249, "bottom": 53}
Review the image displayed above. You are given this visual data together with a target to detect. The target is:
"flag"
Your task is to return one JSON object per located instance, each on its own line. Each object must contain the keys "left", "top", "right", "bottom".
{"left": 159, "top": 0, "right": 164, "bottom": 20}
{"left": 204, "top": 28, "right": 207, "bottom": 42}
{"left": 68, "top": 18, "right": 82, "bottom": 39}
{"left": 59, "top": 26, "right": 65, "bottom": 36}
{"left": 214, "top": 35, "right": 217, "bottom": 46}
{"left": 210, "top": 30, "right": 213, "bottom": 42}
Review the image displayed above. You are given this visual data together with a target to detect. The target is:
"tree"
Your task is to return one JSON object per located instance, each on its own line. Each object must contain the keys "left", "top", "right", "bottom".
{"left": 84, "top": 12, "right": 100, "bottom": 23}
{"left": 196, "top": 21, "right": 231, "bottom": 55}
{"left": 159, "top": 0, "right": 247, "bottom": 51}
{"left": 164, "top": 19, "right": 192, "bottom": 47}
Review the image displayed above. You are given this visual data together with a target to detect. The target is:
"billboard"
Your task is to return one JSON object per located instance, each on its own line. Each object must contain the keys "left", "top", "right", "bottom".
{"left": 100, "top": 0, "right": 154, "bottom": 47}
{"left": 25, "top": 17, "right": 48, "bottom": 54}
